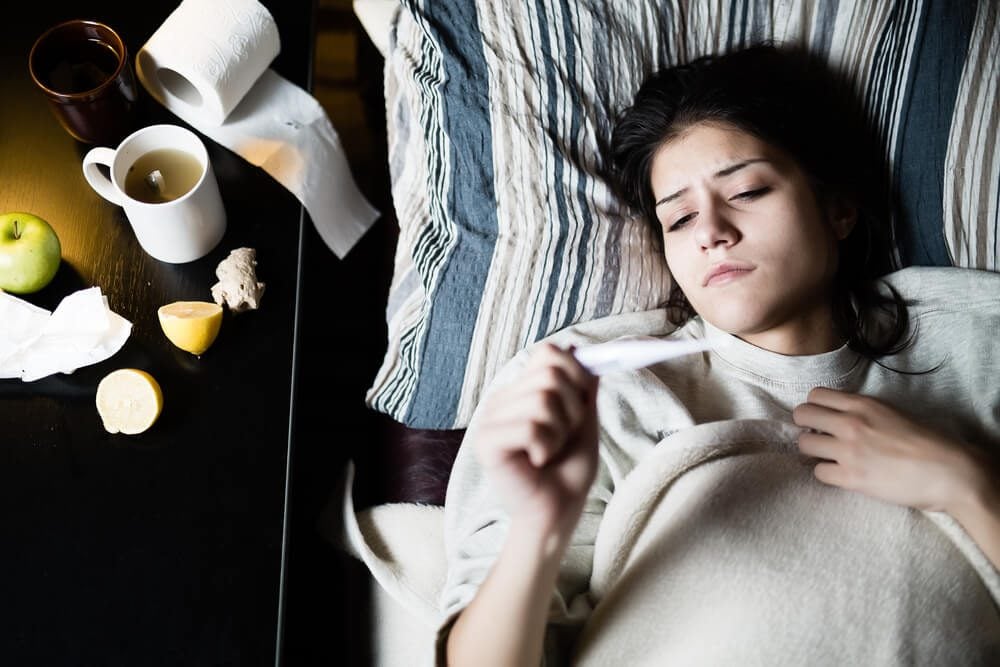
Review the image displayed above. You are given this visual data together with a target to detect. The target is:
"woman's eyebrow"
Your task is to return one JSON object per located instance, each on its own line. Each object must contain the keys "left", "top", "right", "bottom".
{"left": 654, "top": 158, "right": 771, "bottom": 207}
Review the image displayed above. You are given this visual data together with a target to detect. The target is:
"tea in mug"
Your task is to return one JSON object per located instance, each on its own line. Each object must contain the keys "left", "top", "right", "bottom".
{"left": 124, "top": 149, "right": 203, "bottom": 204}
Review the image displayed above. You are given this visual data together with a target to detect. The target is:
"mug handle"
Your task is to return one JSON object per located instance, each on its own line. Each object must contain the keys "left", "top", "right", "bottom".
{"left": 82, "top": 147, "right": 123, "bottom": 206}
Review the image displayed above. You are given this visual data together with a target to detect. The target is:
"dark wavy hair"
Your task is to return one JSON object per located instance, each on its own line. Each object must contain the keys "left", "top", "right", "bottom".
{"left": 609, "top": 42, "right": 913, "bottom": 359}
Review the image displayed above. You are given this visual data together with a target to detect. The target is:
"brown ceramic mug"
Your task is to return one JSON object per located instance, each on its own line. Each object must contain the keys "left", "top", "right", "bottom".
{"left": 28, "top": 19, "right": 139, "bottom": 145}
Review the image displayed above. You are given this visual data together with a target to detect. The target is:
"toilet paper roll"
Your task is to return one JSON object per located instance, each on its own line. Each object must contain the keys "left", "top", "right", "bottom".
{"left": 136, "top": 0, "right": 379, "bottom": 258}
{"left": 137, "top": 0, "right": 280, "bottom": 127}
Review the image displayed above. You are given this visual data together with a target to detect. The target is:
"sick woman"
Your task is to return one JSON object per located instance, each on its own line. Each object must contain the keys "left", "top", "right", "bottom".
{"left": 440, "top": 43, "right": 1000, "bottom": 666}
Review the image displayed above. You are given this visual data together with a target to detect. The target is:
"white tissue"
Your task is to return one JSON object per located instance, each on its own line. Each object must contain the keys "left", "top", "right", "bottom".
{"left": 135, "top": 0, "right": 379, "bottom": 258}
{"left": 0, "top": 288, "right": 132, "bottom": 382}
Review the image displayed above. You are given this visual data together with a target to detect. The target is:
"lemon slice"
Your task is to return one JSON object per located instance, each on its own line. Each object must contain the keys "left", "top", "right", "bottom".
{"left": 157, "top": 301, "right": 223, "bottom": 356}
{"left": 95, "top": 368, "right": 163, "bottom": 435}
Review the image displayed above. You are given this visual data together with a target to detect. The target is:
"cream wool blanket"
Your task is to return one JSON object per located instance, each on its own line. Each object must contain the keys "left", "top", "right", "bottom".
{"left": 325, "top": 462, "right": 446, "bottom": 666}
{"left": 574, "top": 419, "right": 1000, "bottom": 665}
{"left": 333, "top": 419, "right": 1000, "bottom": 665}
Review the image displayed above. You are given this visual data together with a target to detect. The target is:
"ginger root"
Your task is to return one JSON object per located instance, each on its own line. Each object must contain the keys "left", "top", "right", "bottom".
{"left": 211, "top": 247, "right": 265, "bottom": 313}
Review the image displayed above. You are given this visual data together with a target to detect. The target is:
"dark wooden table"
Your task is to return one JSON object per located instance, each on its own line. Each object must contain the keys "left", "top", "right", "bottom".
{"left": 0, "top": 1, "right": 318, "bottom": 664}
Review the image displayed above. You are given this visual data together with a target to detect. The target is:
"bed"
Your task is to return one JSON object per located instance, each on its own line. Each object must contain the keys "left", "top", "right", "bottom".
{"left": 329, "top": 0, "right": 1000, "bottom": 663}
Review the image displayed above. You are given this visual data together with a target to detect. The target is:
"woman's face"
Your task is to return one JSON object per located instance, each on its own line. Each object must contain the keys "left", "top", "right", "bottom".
{"left": 649, "top": 122, "right": 853, "bottom": 353}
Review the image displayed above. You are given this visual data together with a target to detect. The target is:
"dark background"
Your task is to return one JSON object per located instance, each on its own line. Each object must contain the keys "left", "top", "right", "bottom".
{"left": 281, "top": 2, "right": 397, "bottom": 664}
{"left": 1, "top": 1, "right": 394, "bottom": 664}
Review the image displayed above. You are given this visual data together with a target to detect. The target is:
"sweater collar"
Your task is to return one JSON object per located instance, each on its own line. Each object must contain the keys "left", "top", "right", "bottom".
{"left": 696, "top": 318, "right": 862, "bottom": 385}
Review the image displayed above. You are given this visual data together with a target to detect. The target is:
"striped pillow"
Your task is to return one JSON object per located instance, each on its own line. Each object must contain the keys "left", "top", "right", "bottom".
{"left": 366, "top": 0, "right": 1000, "bottom": 429}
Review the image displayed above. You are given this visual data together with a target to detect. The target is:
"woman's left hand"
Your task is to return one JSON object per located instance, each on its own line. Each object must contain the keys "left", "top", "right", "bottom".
{"left": 792, "top": 387, "right": 991, "bottom": 514}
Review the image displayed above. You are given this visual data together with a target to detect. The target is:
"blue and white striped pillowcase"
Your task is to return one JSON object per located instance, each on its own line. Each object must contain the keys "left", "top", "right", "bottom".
{"left": 367, "top": 0, "right": 999, "bottom": 430}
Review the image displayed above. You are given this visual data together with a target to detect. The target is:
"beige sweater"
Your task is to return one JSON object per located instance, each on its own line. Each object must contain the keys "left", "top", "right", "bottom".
{"left": 438, "top": 266, "right": 1000, "bottom": 665}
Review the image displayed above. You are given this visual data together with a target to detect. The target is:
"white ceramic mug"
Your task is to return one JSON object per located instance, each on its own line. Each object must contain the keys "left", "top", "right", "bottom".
{"left": 82, "top": 124, "right": 226, "bottom": 263}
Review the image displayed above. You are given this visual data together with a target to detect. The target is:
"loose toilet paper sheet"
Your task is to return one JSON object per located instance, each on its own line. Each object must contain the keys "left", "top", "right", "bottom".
{"left": 135, "top": 0, "right": 379, "bottom": 258}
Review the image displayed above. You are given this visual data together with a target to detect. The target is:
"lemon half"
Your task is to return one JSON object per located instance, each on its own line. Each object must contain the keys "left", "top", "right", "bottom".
{"left": 157, "top": 301, "right": 223, "bottom": 356}
{"left": 96, "top": 368, "right": 163, "bottom": 435}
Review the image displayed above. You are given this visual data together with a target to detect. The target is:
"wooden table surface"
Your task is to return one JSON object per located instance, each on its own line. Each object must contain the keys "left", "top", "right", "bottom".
{"left": 0, "top": 1, "right": 316, "bottom": 664}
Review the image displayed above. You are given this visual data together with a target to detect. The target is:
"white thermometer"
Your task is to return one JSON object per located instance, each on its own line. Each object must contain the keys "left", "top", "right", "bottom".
{"left": 572, "top": 337, "right": 719, "bottom": 376}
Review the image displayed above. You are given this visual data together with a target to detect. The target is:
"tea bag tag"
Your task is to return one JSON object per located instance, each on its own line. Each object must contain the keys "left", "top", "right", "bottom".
{"left": 144, "top": 169, "right": 164, "bottom": 195}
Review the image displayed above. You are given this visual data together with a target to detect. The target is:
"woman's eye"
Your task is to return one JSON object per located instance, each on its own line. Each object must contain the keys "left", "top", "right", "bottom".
{"left": 667, "top": 212, "right": 696, "bottom": 232}
{"left": 732, "top": 186, "right": 771, "bottom": 201}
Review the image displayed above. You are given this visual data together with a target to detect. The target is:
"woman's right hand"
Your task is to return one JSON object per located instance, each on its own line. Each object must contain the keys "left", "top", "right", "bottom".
{"left": 472, "top": 343, "right": 600, "bottom": 536}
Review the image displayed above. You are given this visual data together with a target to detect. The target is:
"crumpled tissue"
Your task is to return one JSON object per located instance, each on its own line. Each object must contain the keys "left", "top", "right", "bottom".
{"left": 0, "top": 287, "right": 132, "bottom": 382}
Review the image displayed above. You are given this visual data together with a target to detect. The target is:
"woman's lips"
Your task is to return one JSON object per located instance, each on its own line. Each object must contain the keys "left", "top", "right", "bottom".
{"left": 703, "top": 263, "right": 756, "bottom": 286}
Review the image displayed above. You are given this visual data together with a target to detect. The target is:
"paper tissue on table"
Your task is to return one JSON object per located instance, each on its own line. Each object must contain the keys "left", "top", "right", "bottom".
{"left": 0, "top": 287, "right": 132, "bottom": 382}
{"left": 135, "top": 0, "right": 379, "bottom": 258}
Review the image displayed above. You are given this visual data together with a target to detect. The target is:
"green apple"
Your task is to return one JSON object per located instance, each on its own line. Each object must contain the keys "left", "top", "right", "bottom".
{"left": 0, "top": 211, "right": 62, "bottom": 294}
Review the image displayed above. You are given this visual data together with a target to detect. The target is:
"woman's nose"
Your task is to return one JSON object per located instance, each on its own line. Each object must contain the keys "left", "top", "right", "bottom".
{"left": 694, "top": 202, "right": 740, "bottom": 250}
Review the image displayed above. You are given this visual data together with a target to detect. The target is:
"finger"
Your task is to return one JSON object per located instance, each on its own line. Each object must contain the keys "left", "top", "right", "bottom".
{"left": 813, "top": 461, "right": 853, "bottom": 488}
{"left": 524, "top": 354, "right": 595, "bottom": 424}
{"left": 555, "top": 347, "right": 600, "bottom": 408}
{"left": 487, "top": 385, "right": 576, "bottom": 435}
{"left": 805, "top": 386, "right": 869, "bottom": 412}
{"left": 797, "top": 430, "right": 841, "bottom": 461}
{"left": 531, "top": 343, "right": 596, "bottom": 392}
{"left": 489, "top": 360, "right": 585, "bottom": 427}
{"left": 523, "top": 419, "right": 564, "bottom": 467}
{"left": 792, "top": 402, "right": 847, "bottom": 436}
{"left": 477, "top": 414, "right": 549, "bottom": 458}
{"left": 497, "top": 448, "right": 537, "bottom": 483}
{"left": 526, "top": 365, "right": 583, "bottom": 415}
{"left": 485, "top": 417, "right": 568, "bottom": 468}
